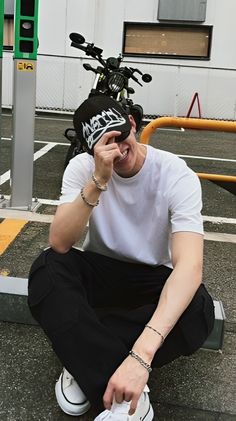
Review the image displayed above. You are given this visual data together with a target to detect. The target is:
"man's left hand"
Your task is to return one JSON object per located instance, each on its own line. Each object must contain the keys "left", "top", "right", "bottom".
{"left": 103, "top": 354, "right": 149, "bottom": 415}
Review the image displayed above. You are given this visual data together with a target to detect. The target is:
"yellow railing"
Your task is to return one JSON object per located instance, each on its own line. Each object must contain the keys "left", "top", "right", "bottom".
{"left": 140, "top": 117, "right": 236, "bottom": 184}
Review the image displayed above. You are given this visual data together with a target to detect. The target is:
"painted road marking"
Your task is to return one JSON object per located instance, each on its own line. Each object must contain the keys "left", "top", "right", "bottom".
{"left": 1, "top": 195, "right": 60, "bottom": 206}
{"left": 0, "top": 143, "right": 57, "bottom": 185}
{"left": 0, "top": 209, "right": 54, "bottom": 223}
{"left": 2, "top": 113, "right": 73, "bottom": 122}
{"left": 2, "top": 137, "right": 69, "bottom": 146}
{"left": 0, "top": 202, "right": 236, "bottom": 225}
{"left": 204, "top": 232, "right": 236, "bottom": 243}
{"left": 202, "top": 216, "right": 236, "bottom": 224}
{"left": 0, "top": 219, "right": 27, "bottom": 255}
{"left": 0, "top": 208, "right": 235, "bottom": 248}
{"left": 0, "top": 203, "right": 235, "bottom": 224}
{"left": 1, "top": 137, "right": 236, "bottom": 163}
{"left": 178, "top": 155, "right": 236, "bottom": 163}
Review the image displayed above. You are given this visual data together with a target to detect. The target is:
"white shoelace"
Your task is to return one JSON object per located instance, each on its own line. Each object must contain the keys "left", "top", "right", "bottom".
{"left": 63, "top": 369, "right": 74, "bottom": 388}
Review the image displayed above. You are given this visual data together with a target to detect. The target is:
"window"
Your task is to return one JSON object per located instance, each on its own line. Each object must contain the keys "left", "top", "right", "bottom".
{"left": 123, "top": 23, "right": 212, "bottom": 60}
{"left": 158, "top": 0, "right": 207, "bottom": 22}
{"left": 4, "top": 15, "right": 14, "bottom": 50}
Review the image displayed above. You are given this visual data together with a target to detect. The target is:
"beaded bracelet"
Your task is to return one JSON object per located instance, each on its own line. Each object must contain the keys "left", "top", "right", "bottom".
{"left": 145, "top": 324, "right": 165, "bottom": 345}
{"left": 80, "top": 188, "right": 99, "bottom": 207}
{"left": 129, "top": 350, "right": 152, "bottom": 373}
{"left": 92, "top": 173, "right": 108, "bottom": 191}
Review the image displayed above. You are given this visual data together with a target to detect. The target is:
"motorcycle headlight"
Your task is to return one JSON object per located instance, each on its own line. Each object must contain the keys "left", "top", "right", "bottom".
{"left": 108, "top": 73, "right": 126, "bottom": 93}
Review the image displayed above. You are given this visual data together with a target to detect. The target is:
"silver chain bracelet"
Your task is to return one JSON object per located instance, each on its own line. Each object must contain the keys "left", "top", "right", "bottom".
{"left": 129, "top": 350, "right": 152, "bottom": 373}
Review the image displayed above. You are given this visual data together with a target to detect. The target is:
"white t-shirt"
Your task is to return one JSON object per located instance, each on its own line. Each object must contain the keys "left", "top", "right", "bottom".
{"left": 60, "top": 145, "right": 203, "bottom": 268}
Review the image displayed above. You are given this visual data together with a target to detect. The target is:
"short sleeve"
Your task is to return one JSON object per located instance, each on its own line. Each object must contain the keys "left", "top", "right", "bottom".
{"left": 168, "top": 163, "right": 204, "bottom": 235}
{"left": 59, "top": 154, "right": 94, "bottom": 204}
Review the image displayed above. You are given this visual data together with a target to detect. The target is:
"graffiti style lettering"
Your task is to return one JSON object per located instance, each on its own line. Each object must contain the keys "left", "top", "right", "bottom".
{"left": 82, "top": 107, "right": 126, "bottom": 149}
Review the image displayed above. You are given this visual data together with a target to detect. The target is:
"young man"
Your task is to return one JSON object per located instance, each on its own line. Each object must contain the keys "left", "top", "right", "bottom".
{"left": 28, "top": 95, "right": 214, "bottom": 420}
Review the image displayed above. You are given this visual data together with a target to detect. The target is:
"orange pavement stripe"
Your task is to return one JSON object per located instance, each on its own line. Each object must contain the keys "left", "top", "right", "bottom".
{"left": 0, "top": 219, "right": 28, "bottom": 255}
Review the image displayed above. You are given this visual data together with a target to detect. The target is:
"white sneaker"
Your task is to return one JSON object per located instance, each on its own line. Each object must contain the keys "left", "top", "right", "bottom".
{"left": 55, "top": 368, "right": 91, "bottom": 416}
{"left": 94, "top": 389, "right": 154, "bottom": 421}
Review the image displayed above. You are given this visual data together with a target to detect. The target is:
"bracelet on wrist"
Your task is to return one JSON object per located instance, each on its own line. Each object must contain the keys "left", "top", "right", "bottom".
{"left": 92, "top": 173, "right": 108, "bottom": 191}
{"left": 129, "top": 350, "right": 152, "bottom": 373}
{"left": 80, "top": 188, "right": 99, "bottom": 207}
{"left": 145, "top": 324, "right": 165, "bottom": 345}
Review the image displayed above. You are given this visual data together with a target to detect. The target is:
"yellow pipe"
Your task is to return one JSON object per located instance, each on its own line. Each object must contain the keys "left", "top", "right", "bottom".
{"left": 140, "top": 117, "right": 236, "bottom": 144}
{"left": 140, "top": 117, "right": 236, "bottom": 183}
{"left": 197, "top": 173, "right": 236, "bottom": 182}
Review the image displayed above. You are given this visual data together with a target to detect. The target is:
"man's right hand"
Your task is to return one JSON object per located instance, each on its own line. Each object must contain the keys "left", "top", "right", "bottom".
{"left": 93, "top": 131, "right": 123, "bottom": 185}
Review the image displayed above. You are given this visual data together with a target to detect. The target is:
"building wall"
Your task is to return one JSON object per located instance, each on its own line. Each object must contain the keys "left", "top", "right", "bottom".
{"left": 2, "top": 0, "right": 236, "bottom": 119}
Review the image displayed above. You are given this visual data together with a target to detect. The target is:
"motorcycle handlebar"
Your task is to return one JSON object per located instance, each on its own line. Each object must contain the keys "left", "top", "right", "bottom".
{"left": 71, "top": 41, "right": 88, "bottom": 53}
{"left": 71, "top": 41, "right": 106, "bottom": 66}
{"left": 70, "top": 33, "right": 151, "bottom": 87}
{"left": 130, "top": 73, "right": 143, "bottom": 86}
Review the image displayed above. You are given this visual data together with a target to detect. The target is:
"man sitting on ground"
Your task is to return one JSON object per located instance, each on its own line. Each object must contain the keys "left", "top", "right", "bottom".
{"left": 28, "top": 95, "right": 214, "bottom": 420}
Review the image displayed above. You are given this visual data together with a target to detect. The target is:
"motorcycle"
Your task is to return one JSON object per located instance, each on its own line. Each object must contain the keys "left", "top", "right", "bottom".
{"left": 64, "top": 32, "right": 152, "bottom": 168}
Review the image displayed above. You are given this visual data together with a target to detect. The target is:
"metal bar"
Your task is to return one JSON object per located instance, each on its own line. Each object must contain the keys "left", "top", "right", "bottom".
{"left": 9, "top": 0, "right": 39, "bottom": 209}
{"left": 197, "top": 173, "right": 236, "bottom": 182}
{"left": 140, "top": 117, "right": 236, "bottom": 184}
{"left": 10, "top": 60, "right": 37, "bottom": 208}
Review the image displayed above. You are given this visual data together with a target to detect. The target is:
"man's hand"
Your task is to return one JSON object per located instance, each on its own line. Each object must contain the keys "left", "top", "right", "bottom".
{"left": 103, "top": 354, "right": 149, "bottom": 415}
{"left": 93, "top": 131, "right": 122, "bottom": 185}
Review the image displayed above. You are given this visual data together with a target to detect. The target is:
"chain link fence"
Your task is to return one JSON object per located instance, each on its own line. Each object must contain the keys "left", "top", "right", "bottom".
{"left": 2, "top": 53, "right": 236, "bottom": 121}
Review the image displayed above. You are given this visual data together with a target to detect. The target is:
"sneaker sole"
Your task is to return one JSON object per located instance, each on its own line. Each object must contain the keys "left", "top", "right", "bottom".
{"left": 55, "top": 378, "right": 91, "bottom": 416}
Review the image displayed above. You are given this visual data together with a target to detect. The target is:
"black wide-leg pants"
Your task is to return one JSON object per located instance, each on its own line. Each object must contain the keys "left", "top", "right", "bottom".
{"left": 28, "top": 247, "right": 214, "bottom": 406}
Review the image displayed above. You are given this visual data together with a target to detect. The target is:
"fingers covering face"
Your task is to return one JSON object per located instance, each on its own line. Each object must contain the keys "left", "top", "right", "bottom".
{"left": 96, "top": 130, "right": 122, "bottom": 146}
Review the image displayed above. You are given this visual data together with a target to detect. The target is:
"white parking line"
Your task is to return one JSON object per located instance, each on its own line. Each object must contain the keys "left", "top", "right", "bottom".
{"left": 1, "top": 137, "right": 236, "bottom": 163}
{"left": 1, "top": 137, "right": 69, "bottom": 146}
{"left": 0, "top": 208, "right": 54, "bottom": 223}
{"left": 1, "top": 195, "right": 60, "bottom": 206}
{"left": 35, "top": 140, "right": 69, "bottom": 146}
{"left": 203, "top": 216, "right": 236, "bottom": 224}
{"left": 204, "top": 232, "right": 236, "bottom": 243}
{"left": 0, "top": 208, "right": 235, "bottom": 243}
{"left": 178, "top": 154, "right": 236, "bottom": 163}
{"left": 1, "top": 195, "right": 235, "bottom": 225}
{"left": 2, "top": 113, "right": 73, "bottom": 122}
{"left": 0, "top": 143, "right": 57, "bottom": 185}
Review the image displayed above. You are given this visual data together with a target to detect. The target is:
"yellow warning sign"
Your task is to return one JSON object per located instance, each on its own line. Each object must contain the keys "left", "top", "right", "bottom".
{"left": 17, "top": 62, "right": 34, "bottom": 72}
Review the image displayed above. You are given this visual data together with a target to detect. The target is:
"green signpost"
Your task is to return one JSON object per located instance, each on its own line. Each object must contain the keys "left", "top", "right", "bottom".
{"left": 14, "top": 0, "right": 39, "bottom": 60}
{"left": 10, "top": 0, "right": 39, "bottom": 209}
